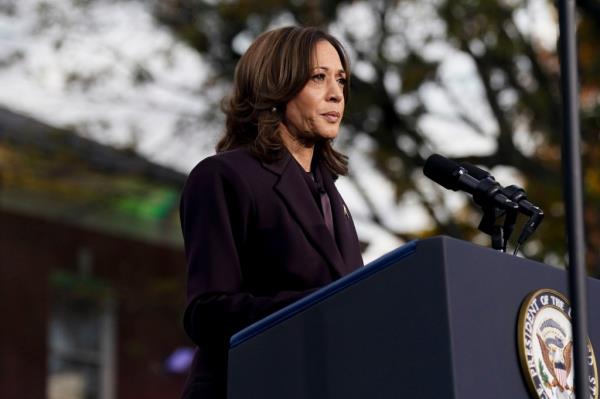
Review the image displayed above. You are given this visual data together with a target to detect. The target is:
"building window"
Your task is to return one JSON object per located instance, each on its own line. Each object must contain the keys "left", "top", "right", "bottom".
{"left": 47, "top": 267, "right": 115, "bottom": 399}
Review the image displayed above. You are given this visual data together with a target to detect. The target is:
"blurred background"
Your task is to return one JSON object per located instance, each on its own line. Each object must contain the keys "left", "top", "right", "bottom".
{"left": 1, "top": 0, "right": 599, "bottom": 398}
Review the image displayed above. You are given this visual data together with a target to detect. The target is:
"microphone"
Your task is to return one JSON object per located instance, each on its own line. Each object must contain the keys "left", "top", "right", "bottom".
{"left": 459, "top": 162, "right": 544, "bottom": 253}
{"left": 423, "top": 154, "right": 518, "bottom": 211}
{"left": 459, "top": 162, "right": 543, "bottom": 218}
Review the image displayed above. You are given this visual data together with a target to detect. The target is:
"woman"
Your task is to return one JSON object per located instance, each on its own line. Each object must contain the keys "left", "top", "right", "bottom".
{"left": 179, "top": 26, "right": 363, "bottom": 399}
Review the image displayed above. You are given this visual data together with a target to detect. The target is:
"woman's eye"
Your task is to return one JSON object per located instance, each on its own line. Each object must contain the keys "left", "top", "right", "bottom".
{"left": 337, "top": 77, "right": 347, "bottom": 86}
{"left": 312, "top": 73, "right": 326, "bottom": 82}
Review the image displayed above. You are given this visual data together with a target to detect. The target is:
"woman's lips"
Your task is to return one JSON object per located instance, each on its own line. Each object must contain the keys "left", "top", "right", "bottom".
{"left": 321, "top": 112, "right": 341, "bottom": 123}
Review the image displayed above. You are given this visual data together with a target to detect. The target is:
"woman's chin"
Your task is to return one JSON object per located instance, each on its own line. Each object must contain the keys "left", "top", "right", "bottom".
{"left": 315, "top": 127, "right": 340, "bottom": 140}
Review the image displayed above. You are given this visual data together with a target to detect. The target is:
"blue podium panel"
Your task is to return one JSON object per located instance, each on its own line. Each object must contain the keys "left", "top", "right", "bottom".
{"left": 227, "top": 236, "right": 600, "bottom": 399}
{"left": 443, "top": 241, "right": 600, "bottom": 398}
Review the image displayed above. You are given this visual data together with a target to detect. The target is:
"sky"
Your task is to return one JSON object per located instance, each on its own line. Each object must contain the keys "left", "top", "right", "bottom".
{"left": 0, "top": 0, "right": 214, "bottom": 169}
{"left": 0, "top": 0, "right": 559, "bottom": 262}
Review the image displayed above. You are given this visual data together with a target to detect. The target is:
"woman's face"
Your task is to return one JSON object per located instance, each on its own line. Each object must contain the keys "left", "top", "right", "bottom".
{"left": 283, "top": 40, "right": 347, "bottom": 141}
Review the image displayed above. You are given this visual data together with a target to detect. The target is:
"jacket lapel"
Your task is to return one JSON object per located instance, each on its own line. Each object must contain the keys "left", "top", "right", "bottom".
{"left": 319, "top": 162, "right": 364, "bottom": 272}
{"left": 262, "top": 153, "right": 347, "bottom": 278}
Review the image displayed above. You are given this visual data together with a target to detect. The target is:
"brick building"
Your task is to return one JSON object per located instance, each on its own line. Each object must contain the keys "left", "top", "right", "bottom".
{"left": 0, "top": 107, "right": 192, "bottom": 399}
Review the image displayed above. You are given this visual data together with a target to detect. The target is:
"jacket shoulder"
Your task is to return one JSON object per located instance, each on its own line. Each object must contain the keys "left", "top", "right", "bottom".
{"left": 185, "top": 148, "right": 260, "bottom": 182}
{"left": 180, "top": 149, "right": 260, "bottom": 221}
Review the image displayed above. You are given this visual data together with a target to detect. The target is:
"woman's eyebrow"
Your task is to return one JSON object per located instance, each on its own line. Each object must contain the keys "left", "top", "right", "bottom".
{"left": 313, "top": 66, "right": 346, "bottom": 74}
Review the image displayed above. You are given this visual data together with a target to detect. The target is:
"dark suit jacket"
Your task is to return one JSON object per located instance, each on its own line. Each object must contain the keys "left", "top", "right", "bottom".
{"left": 179, "top": 147, "right": 363, "bottom": 399}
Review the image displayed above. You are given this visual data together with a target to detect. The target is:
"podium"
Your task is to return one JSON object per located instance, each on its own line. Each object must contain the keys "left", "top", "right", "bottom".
{"left": 227, "top": 236, "right": 600, "bottom": 398}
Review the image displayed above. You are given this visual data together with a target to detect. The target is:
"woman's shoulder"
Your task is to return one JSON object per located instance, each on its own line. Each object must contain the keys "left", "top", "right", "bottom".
{"left": 191, "top": 148, "right": 258, "bottom": 173}
{"left": 184, "top": 147, "right": 264, "bottom": 188}
{"left": 180, "top": 149, "right": 259, "bottom": 221}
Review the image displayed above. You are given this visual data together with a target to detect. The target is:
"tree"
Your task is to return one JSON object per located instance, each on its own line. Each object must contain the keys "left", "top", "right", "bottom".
{"left": 156, "top": 0, "right": 600, "bottom": 272}
{"left": 4, "top": 0, "right": 598, "bottom": 272}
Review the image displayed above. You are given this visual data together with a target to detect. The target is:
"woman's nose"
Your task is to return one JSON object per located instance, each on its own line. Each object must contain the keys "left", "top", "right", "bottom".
{"left": 327, "top": 82, "right": 343, "bottom": 103}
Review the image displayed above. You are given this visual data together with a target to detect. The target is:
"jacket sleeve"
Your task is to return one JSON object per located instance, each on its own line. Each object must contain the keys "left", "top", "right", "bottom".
{"left": 180, "top": 157, "right": 315, "bottom": 346}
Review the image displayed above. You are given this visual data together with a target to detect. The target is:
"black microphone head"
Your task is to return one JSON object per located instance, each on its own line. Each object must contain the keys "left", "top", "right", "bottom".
{"left": 460, "top": 162, "right": 493, "bottom": 181}
{"left": 423, "top": 154, "right": 462, "bottom": 190}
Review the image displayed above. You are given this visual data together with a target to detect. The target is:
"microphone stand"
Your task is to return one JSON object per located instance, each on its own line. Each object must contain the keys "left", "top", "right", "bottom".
{"left": 501, "top": 208, "right": 518, "bottom": 252}
{"left": 558, "top": 0, "right": 589, "bottom": 395}
{"left": 476, "top": 205, "right": 518, "bottom": 253}
{"left": 478, "top": 205, "right": 504, "bottom": 251}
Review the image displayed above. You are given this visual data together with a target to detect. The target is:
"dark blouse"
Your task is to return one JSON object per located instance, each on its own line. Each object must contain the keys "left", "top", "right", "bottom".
{"left": 299, "top": 160, "right": 336, "bottom": 239}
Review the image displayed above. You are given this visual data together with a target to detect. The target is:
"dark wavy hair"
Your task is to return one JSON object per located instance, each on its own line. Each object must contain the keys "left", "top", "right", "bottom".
{"left": 216, "top": 26, "right": 351, "bottom": 176}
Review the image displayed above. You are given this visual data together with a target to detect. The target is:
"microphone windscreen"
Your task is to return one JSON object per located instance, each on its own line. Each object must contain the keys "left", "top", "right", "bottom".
{"left": 460, "top": 162, "right": 492, "bottom": 181}
{"left": 423, "top": 154, "right": 461, "bottom": 190}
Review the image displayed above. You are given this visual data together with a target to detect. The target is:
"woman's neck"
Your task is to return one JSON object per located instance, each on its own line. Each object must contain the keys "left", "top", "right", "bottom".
{"left": 279, "top": 124, "right": 314, "bottom": 172}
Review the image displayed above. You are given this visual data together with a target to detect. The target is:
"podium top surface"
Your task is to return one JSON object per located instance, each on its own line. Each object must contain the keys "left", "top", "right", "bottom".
{"left": 229, "top": 240, "right": 418, "bottom": 348}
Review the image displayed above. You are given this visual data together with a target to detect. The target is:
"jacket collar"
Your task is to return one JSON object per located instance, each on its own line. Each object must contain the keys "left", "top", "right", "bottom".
{"left": 260, "top": 150, "right": 291, "bottom": 176}
{"left": 261, "top": 150, "right": 349, "bottom": 278}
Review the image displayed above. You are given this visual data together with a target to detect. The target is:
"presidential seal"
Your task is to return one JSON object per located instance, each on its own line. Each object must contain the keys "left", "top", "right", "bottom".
{"left": 517, "top": 289, "right": 598, "bottom": 399}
